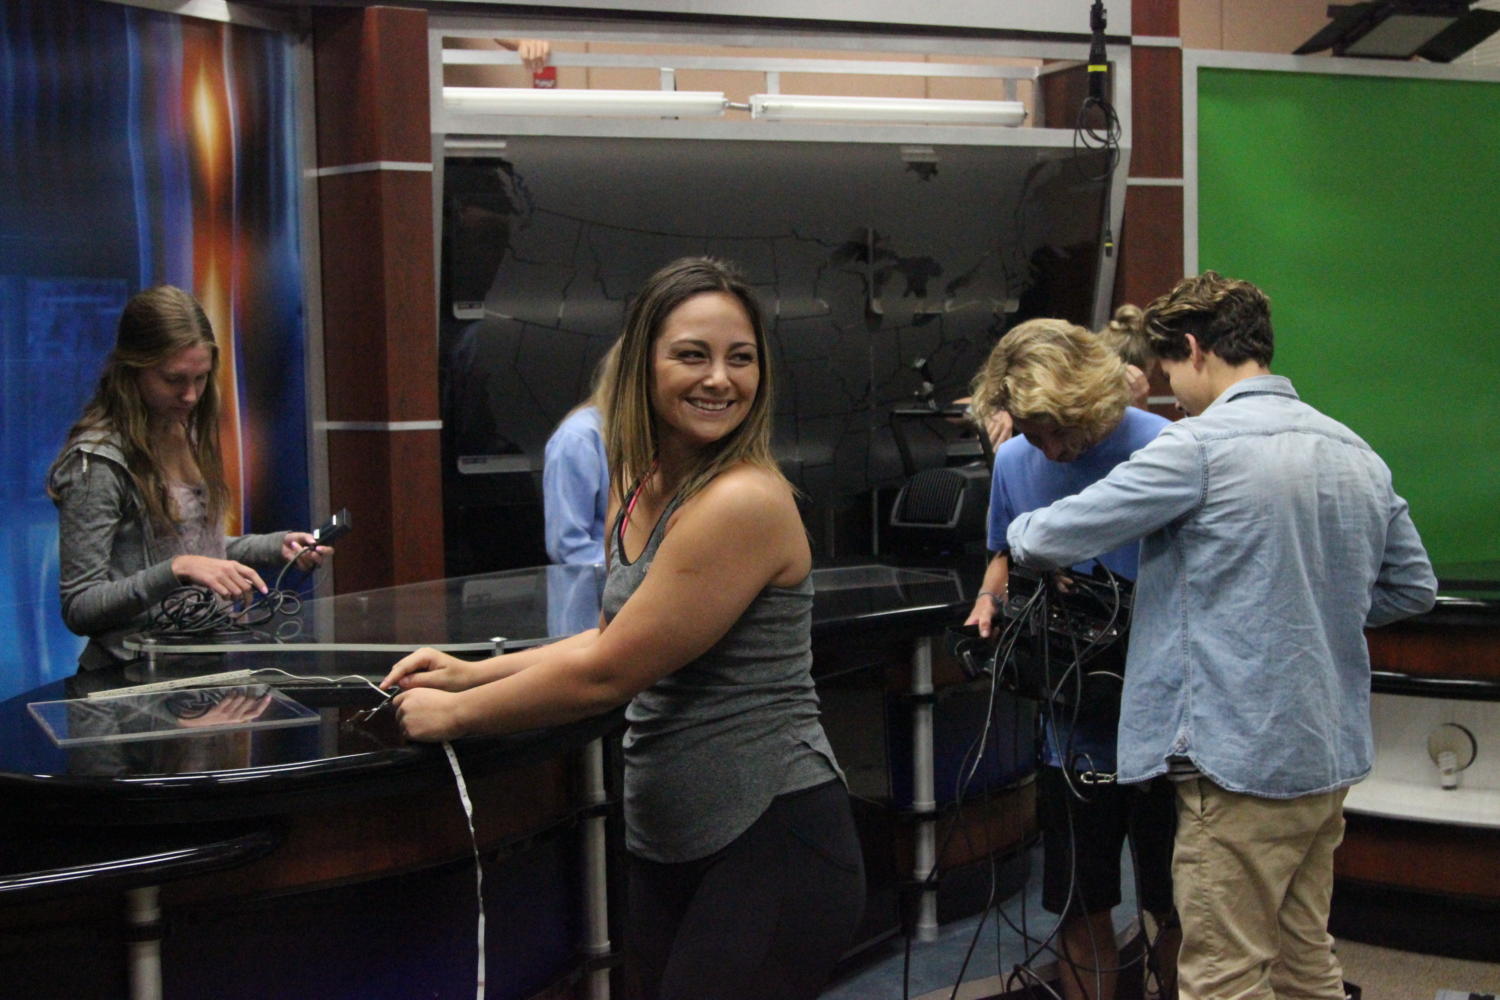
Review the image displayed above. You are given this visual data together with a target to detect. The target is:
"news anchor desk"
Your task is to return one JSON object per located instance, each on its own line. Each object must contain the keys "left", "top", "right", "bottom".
{"left": 1335, "top": 561, "right": 1500, "bottom": 960}
{"left": 0, "top": 563, "right": 1030, "bottom": 1000}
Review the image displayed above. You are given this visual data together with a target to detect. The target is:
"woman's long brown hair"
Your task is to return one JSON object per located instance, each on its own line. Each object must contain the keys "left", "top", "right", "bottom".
{"left": 47, "top": 285, "right": 228, "bottom": 530}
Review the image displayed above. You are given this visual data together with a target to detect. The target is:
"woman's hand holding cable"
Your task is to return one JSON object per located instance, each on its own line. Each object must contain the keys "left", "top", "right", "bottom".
{"left": 281, "top": 531, "right": 329, "bottom": 571}
{"left": 171, "top": 554, "right": 267, "bottom": 600}
{"left": 389, "top": 686, "right": 471, "bottom": 743}
{"left": 382, "top": 647, "right": 488, "bottom": 694}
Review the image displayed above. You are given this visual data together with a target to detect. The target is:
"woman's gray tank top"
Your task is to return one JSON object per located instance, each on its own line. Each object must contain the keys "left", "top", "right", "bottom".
{"left": 603, "top": 490, "right": 842, "bottom": 863}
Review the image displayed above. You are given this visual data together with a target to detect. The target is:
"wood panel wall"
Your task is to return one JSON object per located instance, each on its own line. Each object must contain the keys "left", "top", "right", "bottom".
{"left": 312, "top": 6, "right": 444, "bottom": 592}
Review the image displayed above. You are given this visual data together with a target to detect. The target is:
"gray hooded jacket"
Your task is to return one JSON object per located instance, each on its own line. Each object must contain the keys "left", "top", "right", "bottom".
{"left": 49, "top": 432, "right": 284, "bottom": 670}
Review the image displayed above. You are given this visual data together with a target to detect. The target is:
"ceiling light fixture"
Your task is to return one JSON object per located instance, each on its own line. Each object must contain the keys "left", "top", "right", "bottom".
{"left": 749, "top": 93, "right": 1027, "bottom": 126}
{"left": 443, "top": 88, "right": 1029, "bottom": 127}
{"left": 444, "top": 87, "right": 729, "bottom": 118}
{"left": 1294, "top": 1, "right": 1500, "bottom": 61}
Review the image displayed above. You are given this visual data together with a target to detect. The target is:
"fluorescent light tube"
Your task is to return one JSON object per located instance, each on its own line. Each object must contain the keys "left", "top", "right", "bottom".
{"left": 444, "top": 87, "right": 727, "bottom": 118}
{"left": 749, "top": 94, "right": 1026, "bottom": 126}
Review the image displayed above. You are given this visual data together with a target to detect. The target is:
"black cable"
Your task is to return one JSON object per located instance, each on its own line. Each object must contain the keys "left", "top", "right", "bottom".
{"left": 1074, "top": 0, "right": 1122, "bottom": 258}
{"left": 942, "top": 629, "right": 1030, "bottom": 997}
{"left": 1041, "top": 568, "right": 1157, "bottom": 998}
{"left": 902, "top": 586, "right": 1040, "bottom": 1000}
{"left": 901, "top": 561, "right": 1142, "bottom": 999}
{"left": 932, "top": 583, "right": 1068, "bottom": 998}
{"left": 149, "top": 550, "right": 312, "bottom": 643}
{"left": 983, "top": 565, "right": 1154, "bottom": 998}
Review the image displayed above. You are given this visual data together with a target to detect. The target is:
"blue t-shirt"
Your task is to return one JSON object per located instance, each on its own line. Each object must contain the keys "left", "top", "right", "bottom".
{"left": 542, "top": 405, "right": 609, "bottom": 565}
{"left": 987, "top": 407, "right": 1169, "bottom": 769}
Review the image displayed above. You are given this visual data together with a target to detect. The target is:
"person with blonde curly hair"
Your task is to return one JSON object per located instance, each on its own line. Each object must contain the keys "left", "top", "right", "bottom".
{"left": 967, "top": 317, "right": 1177, "bottom": 1000}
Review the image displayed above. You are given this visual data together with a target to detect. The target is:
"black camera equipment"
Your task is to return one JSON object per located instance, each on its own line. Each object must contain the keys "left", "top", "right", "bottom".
{"left": 947, "top": 564, "right": 1131, "bottom": 712}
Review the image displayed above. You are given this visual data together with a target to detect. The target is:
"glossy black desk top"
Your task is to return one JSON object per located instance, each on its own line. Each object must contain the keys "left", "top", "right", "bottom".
{"left": 1, "top": 562, "right": 977, "bottom": 821}
{"left": 1392, "top": 562, "right": 1500, "bottom": 628}
{"left": 119, "top": 562, "right": 976, "bottom": 655}
{"left": 0, "top": 560, "right": 977, "bottom": 907}
{"left": 0, "top": 670, "right": 624, "bottom": 824}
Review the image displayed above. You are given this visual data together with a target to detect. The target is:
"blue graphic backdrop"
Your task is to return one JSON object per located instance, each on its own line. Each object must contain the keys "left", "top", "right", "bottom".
{"left": 0, "top": 0, "right": 309, "bottom": 701}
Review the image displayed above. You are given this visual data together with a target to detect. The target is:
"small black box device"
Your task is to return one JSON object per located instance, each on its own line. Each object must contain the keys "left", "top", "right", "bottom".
{"left": 314, "top": 508, "right": 352, "bottom": 546}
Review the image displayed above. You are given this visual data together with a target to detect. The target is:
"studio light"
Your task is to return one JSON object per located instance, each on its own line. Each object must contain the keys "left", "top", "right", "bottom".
{"left": 444, "top": 87, "right": 728, "bottom": 118}
{"left": 442, "top": 87, "right": 1029, "bottom": 127}
{"left": 748, "top": 94, "right": 1027, "bottom": 126}
{"left": 1294, "top": 1, "right": 1500, "bottom": 61}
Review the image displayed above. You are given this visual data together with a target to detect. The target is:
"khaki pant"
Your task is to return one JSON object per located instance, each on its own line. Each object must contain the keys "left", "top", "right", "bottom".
{"left": 1173, "top": 778, "right": 1348, "bottom": 1000}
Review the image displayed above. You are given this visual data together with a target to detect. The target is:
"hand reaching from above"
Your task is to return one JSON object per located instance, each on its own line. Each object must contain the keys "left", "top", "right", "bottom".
{"left": 496, "top": 38, "right": 551, "bottom": 74}
{"left": 964, "top": 594, "right": 1000, "bottom": 639}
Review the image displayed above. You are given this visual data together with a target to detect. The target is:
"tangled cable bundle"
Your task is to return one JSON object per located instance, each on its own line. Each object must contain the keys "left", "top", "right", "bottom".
{"left": 149, "top": 584, "right": 303, "bottom": 642}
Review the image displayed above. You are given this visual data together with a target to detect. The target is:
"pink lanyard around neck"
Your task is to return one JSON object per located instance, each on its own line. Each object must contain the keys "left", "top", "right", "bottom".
{"left": 619, "top": 459, "right": 660, "bottom": 550}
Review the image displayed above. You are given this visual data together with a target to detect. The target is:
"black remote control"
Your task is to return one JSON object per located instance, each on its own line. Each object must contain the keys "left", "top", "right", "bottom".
{"left": 314, "top": 508, "right": 352, "bottom": 546}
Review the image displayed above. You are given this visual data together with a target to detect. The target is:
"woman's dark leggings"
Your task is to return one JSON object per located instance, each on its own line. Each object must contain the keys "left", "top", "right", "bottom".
{"left": 625, "top": 779, "right": 866, "bottom": 1000}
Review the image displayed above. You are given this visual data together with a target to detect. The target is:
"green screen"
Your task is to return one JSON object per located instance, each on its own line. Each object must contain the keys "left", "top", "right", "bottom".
{"left": 1197, "top": 66, "right": 1500, "bottom": 565}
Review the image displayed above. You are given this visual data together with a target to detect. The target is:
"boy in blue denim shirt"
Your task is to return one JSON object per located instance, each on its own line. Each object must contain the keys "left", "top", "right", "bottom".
{"left": 1008, "top": 273, "right": 1436, "bottom": 1000}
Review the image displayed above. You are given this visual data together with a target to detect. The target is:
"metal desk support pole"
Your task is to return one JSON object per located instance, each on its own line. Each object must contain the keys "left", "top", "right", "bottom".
{"left": 581, "top": 738, "right": 611, "bottom": 1000}
{"left": 911, "top": 635, "right": 939, "bottom": 942}
{"left": 126, "top": 885, "right": 163, "bottom": 1000}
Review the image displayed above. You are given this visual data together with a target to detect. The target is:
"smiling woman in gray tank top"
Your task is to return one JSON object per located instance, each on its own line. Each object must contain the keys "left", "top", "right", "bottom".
{"left": 385, "top": 257, "right": 864, "bottom": 1000}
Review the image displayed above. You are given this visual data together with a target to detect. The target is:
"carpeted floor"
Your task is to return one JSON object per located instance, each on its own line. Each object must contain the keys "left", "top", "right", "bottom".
{"left": 1336, "top": 938, "right": 1499, "bottom": 1000}
{"left": 818, "top": 841, "right": 1500, "bottom": 1000}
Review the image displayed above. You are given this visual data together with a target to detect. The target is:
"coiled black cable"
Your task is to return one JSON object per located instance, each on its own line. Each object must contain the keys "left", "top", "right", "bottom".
{"left": 149, "top": 554, "right": 307, "bottom": 642}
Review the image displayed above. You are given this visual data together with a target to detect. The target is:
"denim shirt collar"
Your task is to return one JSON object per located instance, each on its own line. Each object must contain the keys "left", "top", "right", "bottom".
{"left": 1203, "top": 373, "right": 1298, "bottom": 414}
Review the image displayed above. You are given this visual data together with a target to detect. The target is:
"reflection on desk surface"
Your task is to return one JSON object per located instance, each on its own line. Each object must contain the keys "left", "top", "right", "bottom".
{"left": 28, "top": 684, "right": 317, "bottom": 748}
{"left": 119, "top": 562, "right": 973, "bottom": 654}
{"left": 6, "top": 677, "right": 406, "bottom": 781}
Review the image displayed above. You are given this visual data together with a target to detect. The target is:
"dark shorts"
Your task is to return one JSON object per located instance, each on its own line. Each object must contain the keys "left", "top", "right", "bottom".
{"left": 625, "top": 779, "right": 866, "bottom": 1000}
{"left": 1038, "top": 766, "right": 1176, "bottom": 918}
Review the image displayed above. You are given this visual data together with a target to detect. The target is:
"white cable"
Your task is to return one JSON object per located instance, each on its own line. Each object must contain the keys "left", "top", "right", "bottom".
{"left": 208, "top": 668, "right": 490, "bottom": 994}
{"left": 249, "top": 667, "right": 388, "bottom": 692}
{"left": 444, "top": 740, "right": 487, "bottom": 1000}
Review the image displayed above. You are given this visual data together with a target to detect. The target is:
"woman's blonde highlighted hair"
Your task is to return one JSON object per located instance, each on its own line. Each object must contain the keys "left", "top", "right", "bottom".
{"left": 603, "top": 257, "right": 782, "bottom": 508}
{"left": 47, "top": 285, "right": 228, "bottom": 529}
{"left": 969, "top": 318, "right": 1131, "bottom": 443}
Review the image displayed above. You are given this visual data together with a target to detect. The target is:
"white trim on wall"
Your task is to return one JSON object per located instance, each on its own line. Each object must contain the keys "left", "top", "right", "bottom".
{"left": 433, "top": 13, "right": 1102, "bottom": 61}
{"left": 429, "top": 0, "right": 1132, "bottom": 37}
{"left": 318, "top": 421, "right": 445, "bottom": 432}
